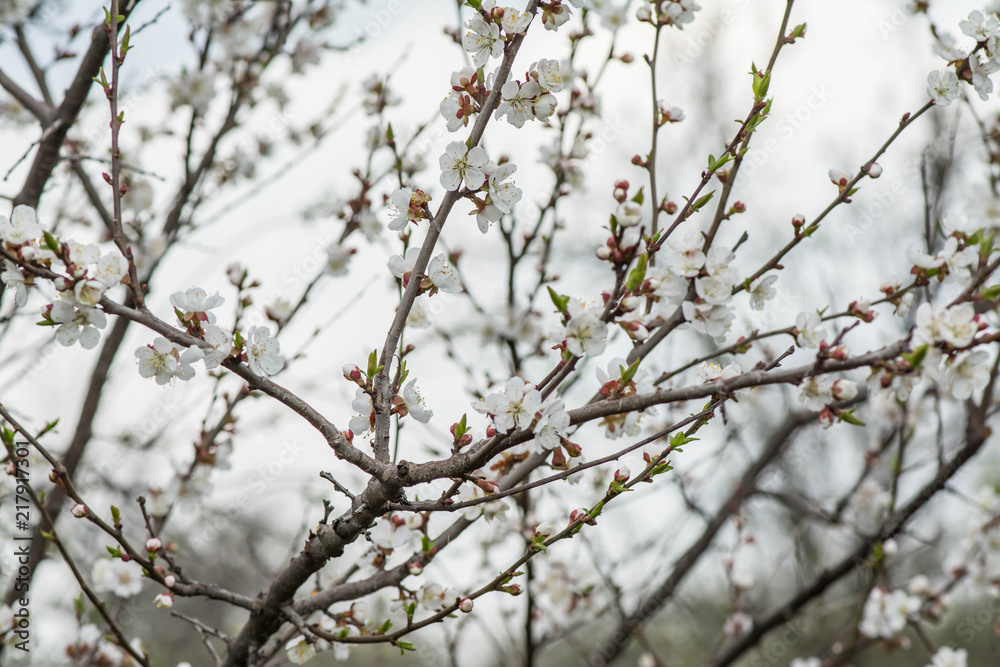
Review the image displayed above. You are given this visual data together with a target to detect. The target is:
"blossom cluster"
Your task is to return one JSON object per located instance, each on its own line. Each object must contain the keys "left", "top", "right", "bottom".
{"left": 928, "top": 10, "right": 1000, "bottom": 105}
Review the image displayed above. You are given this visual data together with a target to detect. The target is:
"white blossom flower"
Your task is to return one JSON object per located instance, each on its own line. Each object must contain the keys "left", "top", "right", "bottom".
{"left": 168, "top": 70, "right": 216, "bottom": 114}
{"left": 170, "top": 287, "right": 224, "bottom": 324}
{"left": 480, "top": 163, "right": 522, "bottom": 229}
{"left": 960, "top": 10, "right": 1000, "bottom": 43}
{"left": 790, "top": 659, "right": 821, "bottom": 667}
{"left": 927, "top": 70, "right": 961, "bottom": 105}
{"left": 681, "top": 301, "right": 733, "bottom": 342}
{"left": 925, "top": 647, "right": 968, "bottom": 667}
{"left": 153, "top": 593, "right": 174, "bottom": 608}
{"left": 532, "top": 398, "right": 569, "bottom": 453}
{"left": 285, "top": 635, "right": 316, "bottom": 665}
{"left": 695, "top": 276, "right": 732, "bottom": 305}
{"left": 859, "top": 587, "right": 920, "bottom": 639}
{"left": 648, "top": 264, "right": 687, "bottom": 310}
{"left": 350, "top": 392, "right": 373, "bottom": 435}
{"left": 531, "top": 58, "right": 563, "bottom": 92}
{"left": 463, "top": 15, "right": 502, "bottom": 67}
{"left": 795, "top": 312, "right": 825, "bottom": 348}
{"left": 723, "top": 611, "right": 752, "bottom": 637}
{"left": 749, "top": 275, "right": 777, "bottom": 310}
{"left": 915, "top": 302, "right": 978, "bottom": 347}
{"left": 0, "top": 205, "right": 41, "bottom": 244}
{"left": 439, "top": 142, "right": 490, "bottom": 191}
{"left": 370, "top": 518, "right": 417, "bottom": 550}
{"left": 662, "top": 0, "right": 700, "bottom": 28}
{"left": 798, "top": 375, "right": 833, "bottom": 411}
{"left": 541, "top": 1, "right": 572, "bottom": 30}
{"left": 485, "top": 377, "right": 541, "bottom": 432}
{"left": 418, "top": 583, "right": 459, "bottom": 611}
{"left": 552, "top": 299, "right": 609, "bottom": 357}
{"left": 73, "top": 279, "right": 106, "bottom": 307}
{"left": 246, "top": 325, "right": 283, "bottom": 376}
{"left": 201, "top": 324, "right": 232, "bottom": 369}
{"left": 496, "top": 80, "right": 542, "bottom": 128}
{"left": 135, "top": 338, "right": 179, "bottom": 384}
{"left": 2, "top": 260, "right": 27, "bottom": 306}
{"left": 94, "top": 251, "right": 128, "bottom": 288}
{"left": 427, "top": 254, "right": 462, "bottom": 293}
{"left": 324, "top": 243, "right": 353, "bottom": 276}
{"left": 665, "top": 230, "right": 706, "bottom": 277}
{"left": 49, "top": 301, "right": 108, "bottom": 349}
{"left": 401, "top": 379, "right": 433, "bottom": 423}
{"left": 388, "top": 188, "right": 416, "bottom": 231}
{"left": 457, "top": 482, "right": 509, "bottom": 521}
{"left": 970, "top": 50, "right": 1000, "bottom": 100}
{"left": 945, "top": 350, "right": 991, "bottom": 399}
{"left": 92, "top": 559, "right": 143, "bottom": 598}
{"left": 614, "top": 201, "right": 643, "bottom": 228}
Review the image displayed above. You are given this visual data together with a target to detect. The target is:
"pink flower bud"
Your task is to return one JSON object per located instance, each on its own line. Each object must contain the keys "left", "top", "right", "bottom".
{"left": 459, "top": 598, "right": 474, "bottom": 613}
{"left": 867, "top": 163, "right": 883, "bottom": 178}
{"left": 164, "top": 575, "right": 176, "bottom": 588}
{"left": 818, "top": 407, "right": 834, "bottom": 430}
{"left": 71, "top": 503, "right": 88, "bottom": 518}
{"left": 409, "top": 562, "right": 423, "bottom": 576}
{"left": 146, "top": 538, "right": 162, "bottom": 552}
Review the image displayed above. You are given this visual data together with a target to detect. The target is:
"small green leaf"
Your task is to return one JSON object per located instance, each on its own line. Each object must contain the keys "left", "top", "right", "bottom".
{"left": 630, "top": 186, "right": 645, "bottom": 206}
{"left": 837, "top": 409, "right": 866, "bottom": 427}
{"left": 901, "top": 344, "right": 928, "bottom": 368}
{"left": 669, "top": 432, "right": 698, "bottom": 451}
{"left": 110, "top": 505, "right": 121, "bottom": 524}
{"left": 397, "top": 641, "right": 416, "bottom": 654}
{"left": 367, "top": 349, "right": 378, "bottom": 378}
{"left": 689, "top": 190, "right": 716, "bottom": 214}
{"left": 378, "top": 619, "right": 393, "bottom": 634}
{"left": 547, "top": 287, "right": 570, "bottom": 315}
{"left": 106, "top": 545, "right": 122, "bottom": 557}
{"left": 625, "top": 253, "right": 648, "bottom": 292}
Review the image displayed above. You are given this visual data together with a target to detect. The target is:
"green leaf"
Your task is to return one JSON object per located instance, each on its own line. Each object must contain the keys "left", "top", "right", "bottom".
{"left": 465, "top": 0, "right": 482, "bottom": 7}
{"left": 38, "top": 419, "right": 59, "bottom": 437}
{"left": 669, "top": 432, "right": 698, "bottom": 451}
{"left": 397, "top": 641, "right": 416, "bottom": 654}
{"left": 378, "top": 619, "right": 393, "bottom": 634}
{"left": 619, "top": 357, "right": 642, "bottom": 385}
{"left": 547, "top": 287, "right": 570, "bottom": 315}
{"left": 422, "top": 535, "right": 434, "bottom": 554}
{"left": 625, "top": 253, "right": 648, "bottom": 292}
{"left": 837, "top": 409, "right": 866, "bottom": 427}
{"left": 367, "top": 349, "right": 378, "bottom": 378}
{"left": 106, "top": 545, "right": 122, "bottom": 558}
{"left": 650, "top": 461, "right": 673, "bottom": 476}
{"left": 708, "top": 153, "right": 733, "bottom": 172}
{"left": 901, "top": 344, "right": 928, "bottom": 368}
{"left": 630, "top": 186, "right": 645, "bottom": 206}
{"left": 110, "top": 505, "right": 121, "bottom": 524}
{"left": 43, "top": 231, "right": 60, "bottom": 254}
{"left": 981, "top": 285, "right": 1000, "bottom": 301}
{"left": 689, "top": 190, "right": 716, "bottom": 214}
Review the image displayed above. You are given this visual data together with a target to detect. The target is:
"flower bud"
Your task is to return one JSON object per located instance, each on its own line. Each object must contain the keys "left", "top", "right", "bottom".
{"left": 71, "top": 503, "right": 88, "bottom": 518}
{"left": 832, "top": 379, "right": 858, "bottom": 402}
{"left": 409, "top": 562, "right": 423, "bottom": 576}
{"left": 459, "top": 598, "right": 474, "bottom": 613}
{"left": 534, "top": 522, "right": 554, "bottom": 538}
{"left": 164, "top": 575, "right": 176, "bottom": 588}
{"left": 146, "top": 538, "right": 162, "bottom": 553}
{"left": 867, "top": 163, "right": 883, "bottom": 178}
